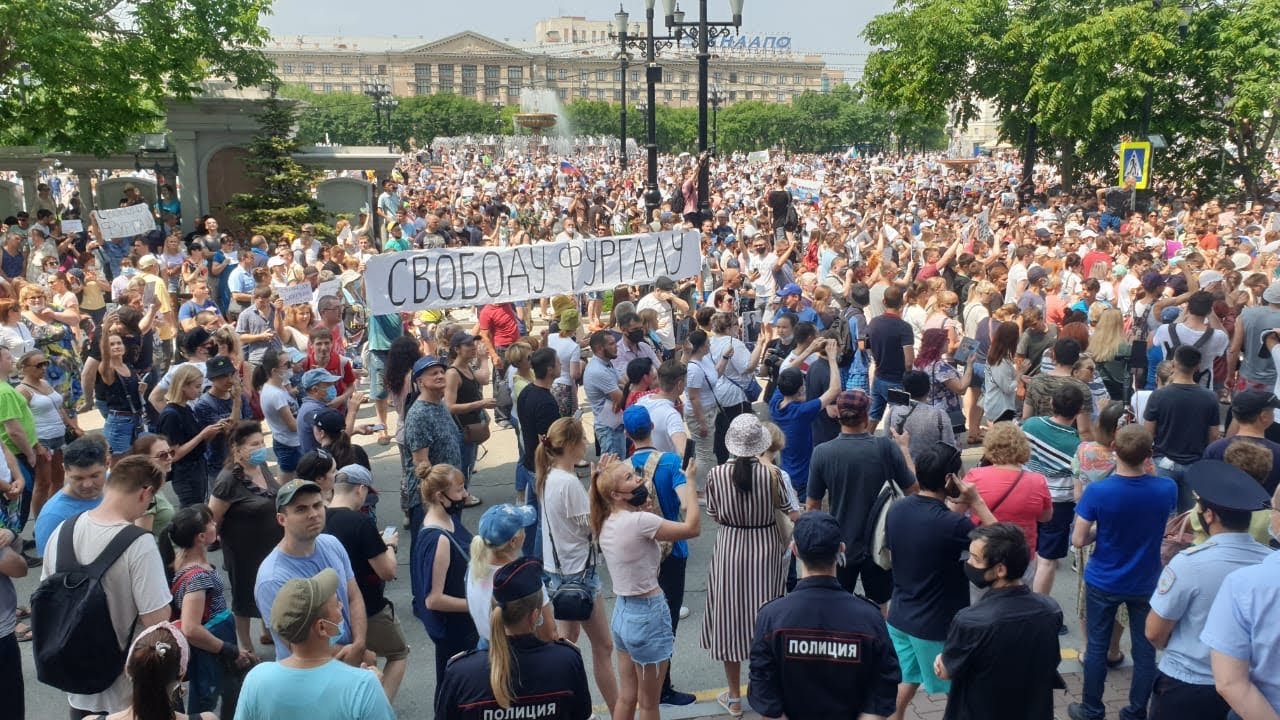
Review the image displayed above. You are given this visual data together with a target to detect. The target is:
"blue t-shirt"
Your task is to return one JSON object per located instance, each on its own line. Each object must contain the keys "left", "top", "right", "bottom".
{"left": 235, "top": 659, "right": 394, "bottom": 720}
{"left": 297, "top": 397, "right": 328, "bottom": 455}
{"left": 767, "top": 389, "right": 823, "bottom": 492}
{"left": 1076, "top": 473, "right": 1177, "bottom": 596}
{"left": 630, "top": 448, "right": 688, "bottom": 559}
{"left": 179, "top": 297, "right": 220, "bottom": 324}
{"left": 33, "top": 491, "right": 102, "bottom": 557}
{"left": 254, "top": 534, "right": 356, "bottom": 658}
{"left": 773, "top": 305, "right": 824, "bottom": 330}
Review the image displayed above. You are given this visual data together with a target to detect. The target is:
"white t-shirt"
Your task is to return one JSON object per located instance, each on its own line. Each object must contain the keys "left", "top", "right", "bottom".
{"left": 466, "top": 563, "right": 549, "bottom": 644}
{"left": 155, "top": 359, "right": 209, "bottom": 395}
{"left": 636, "top": 293, "right": 676, "bottom": 351}
{"left": 548, "top": 334, "right": 580, "bottom": 388}
{"left": 637, "top": 395, "right": 686, "bottom": 455}
{"left": 259, "top": 383, "right": 300, "bottom": 446}
{"left": 1005, "top": 262, "right": 1028, "bottom": 304}
{"left": 42, "top": 515, "right": 171, "bottom": 713}
{"left": 708, "top": 335, "right": 753, "bottom": 406}
{"left": 1150, "top": 321, "right": 1230, "bottom": 387}
{"left": 598, "top": 510, "right": 664, "bottom": 597}
{"left": 540, "top": 468, "right": 592, "bottom": 575}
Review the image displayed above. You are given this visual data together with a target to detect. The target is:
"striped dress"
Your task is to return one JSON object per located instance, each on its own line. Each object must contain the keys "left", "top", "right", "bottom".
{"left": 700, "top": 459, "right": 794, "bottom": 662}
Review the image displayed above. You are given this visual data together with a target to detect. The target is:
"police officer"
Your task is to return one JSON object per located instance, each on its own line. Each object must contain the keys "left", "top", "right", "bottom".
{"left": 748, "top": 511, "right": 900, "bottom": 719}
{"left": 435, "top": 557, "right": 592, "bottom": 720}
{"left": 1146, "top": 459, "right": 1273, "bottom": 719}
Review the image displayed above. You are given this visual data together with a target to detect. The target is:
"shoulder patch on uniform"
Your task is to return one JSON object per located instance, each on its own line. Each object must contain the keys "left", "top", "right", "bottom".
{"left": 1157, "top": 566, "right": 1177, "bottom": 595}
{"left": 1183, "top": 540, "right": 1214, "bottom": 555}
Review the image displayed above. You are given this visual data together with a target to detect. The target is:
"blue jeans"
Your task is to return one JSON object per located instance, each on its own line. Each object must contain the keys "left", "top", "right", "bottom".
{"left": 1081, "top": 584, "right": 1156, "bottom": 720}
{"left": 1100, "top": 213, "right": 1123, "bottom": 232}
{"left": 594, "top": 423, "right": 626, "bottom": 459}
{"left": 187, "top": 610, "right": 241, "bottom": 717}
{"left": 1154, "top": 457, "right": 1194, "bottom": 513}
{"left": 871, "top": 376, "right": 903, "bottom": 422}
{"left": 460, "top": 441, "right": 477, "bottom": 485}
{"left": 104, "top": 411, "right": 141, "bottom": 456}
{"left": 520, "top": 472, "right": 542, "bottom": 562}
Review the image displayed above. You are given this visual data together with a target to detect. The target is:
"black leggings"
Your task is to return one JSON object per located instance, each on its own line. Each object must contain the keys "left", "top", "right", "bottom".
{"left": 657, "top": 553, "right": 688, "bottom": 693}
{"left": 714, "top": 401, "right": 752, "bottom": 464}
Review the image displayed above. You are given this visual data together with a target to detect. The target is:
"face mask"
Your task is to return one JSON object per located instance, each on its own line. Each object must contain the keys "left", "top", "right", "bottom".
{"left": 779, "top": 332, "right": 794, "bottom": 344}
{"left": 122, "top": 267, "right": 137, "bottom": 278}
{"left": 945, "top": 306, "right": 958, "bottom": 318}
{"left": 321, "top": 618, "right": 345, "bottom": 646}
{"left": 248, "top": 447, "right": 269, "bottom": 466}
{"left": 964, "top": 563, "right": 995, "bottom": 589}
{"left": 1197, "top": 509, "right": 1211, "bottom": 535}
{"left": 626, "top": 329, "right": 645, "bottom": 344}
{"left": 443, "top": 494, "right": 468, "bottom": 515}
{"left": 626, "top": 485, "right": 649, "bottom": 507}
{"left": 325, "top": 385, "right": 337, "bottom": 402}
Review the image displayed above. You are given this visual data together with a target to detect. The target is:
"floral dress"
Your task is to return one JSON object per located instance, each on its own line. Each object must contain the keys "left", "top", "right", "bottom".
{"left": 922, "top": 360, "right": 963, "bottom": 418}
{"left": 23, "top": 318, "right": 82, "bottom": 415}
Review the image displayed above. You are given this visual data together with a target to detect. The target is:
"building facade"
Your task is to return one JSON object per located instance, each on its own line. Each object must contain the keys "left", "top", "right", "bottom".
{"left": 264, "top": 20, "right": 843, "bottom": 108}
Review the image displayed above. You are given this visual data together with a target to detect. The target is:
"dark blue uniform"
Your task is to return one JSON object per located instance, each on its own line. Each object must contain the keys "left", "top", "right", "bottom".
{"left": 749, "top": 576, "right": 901, "bottom": 719}
{"left": 435, "top": 635, "right": 593, "bottom": 720}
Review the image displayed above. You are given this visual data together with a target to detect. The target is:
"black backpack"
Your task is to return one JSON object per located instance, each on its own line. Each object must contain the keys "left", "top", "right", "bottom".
{"left": 668, "top": 188, "right": 685, "bottom": 214}
{"left": 1164, "top": 322, "right": 1213, "bottom": 386}
{"left": 32, "top": 514, "right": 147, "bottom": 694}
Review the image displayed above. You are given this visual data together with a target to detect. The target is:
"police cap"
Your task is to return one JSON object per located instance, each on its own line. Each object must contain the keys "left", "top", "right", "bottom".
{"left": 793, "top": 511, "right": 842, "bottom": 561}
{"left": 1187, "top": 459, "right": 1272, "bottom": 512}
{"left": 492, "top": 557, "right": 544, "bottom": 606}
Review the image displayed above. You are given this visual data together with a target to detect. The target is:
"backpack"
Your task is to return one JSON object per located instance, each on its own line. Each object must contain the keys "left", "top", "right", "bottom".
{"left": 668, "top": 188, "right": 685, "bottom": 214}
{"left": 832, "top": 306, "right": 863, "bottom": 369}
{"left": 634, "top": 449, "right": 673, "bottom": 561}
{"left": 31, "top": 514, "right": 147, "bottom": 695}
{"left": 1164, "top": 322, "right": 1213, "bottom": 385}
{"left": 861, "top": 437, "right": 907, "bottom": 571}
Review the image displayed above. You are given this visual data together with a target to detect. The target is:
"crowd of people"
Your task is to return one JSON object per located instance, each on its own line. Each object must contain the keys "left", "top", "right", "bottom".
{"left": 0, "top": 144, "right": 1279, "bottom": 720}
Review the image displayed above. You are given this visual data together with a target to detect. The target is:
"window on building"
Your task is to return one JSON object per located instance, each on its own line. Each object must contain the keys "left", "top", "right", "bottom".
{"left": 729, "top": 90, "right": 737, "bottom": 101}
{"left": 614, "top": 70, "right": 622, "bottom": 82}
{"left": 559, "top": 68, "right": 567, "bottom": 80}
{"left": 377, "top": 64, "right": 386, "bottom": 75}
{"left": 681, "top": 90, "right": 689, "bottom": 101}
{"left": 681, "top": 72, "right": 690, "bottom": 83}
{"left": 484, "top": 65, "right": 500, "bottom": 96}
{"left": 363, "top": 64, "right": 374, "bottom": 74}
{"left": 729, "top": 72, "right": 738, "bottom": 83}
{"left": 340, "top": 84, "right": 351, "bottom": 93}
{"left": 302, "top": 62, "right": 315, "bottom": 75}
{"left": 794, "top": 75, "right": 802, "bottom": 85}
{"left": 282, "top": 63, "right": 295, "bottom": 75}
{"left": 597, "top": 89, "right": 605, "bottom": 100}
{"left": 744, "top": 90, "right": 753, "bottom": 100}
{"left": 762, "top": 73, "right": 772, "bottom": 84}
{"left": 321, "top": 64, "right": 334, "bottom": 75}
{"left": 438, "top": 64, "right": 454, "bottom": 93}
{"left": 340, "top": 64, "right": 352, "bottom": 75}
{"left": 631, "top": 70, "right": 639, "bottom": 82}
{"left": 462, "top": 64, "right": 477, "bottom": 96}
{"left": 713, "top": 72, "right": 723, "bottom": 83}
{"left": 557, "top": 88, "right": 568, "bottom": 100}
{"left": 665, "top": 89, "right": 673, "bottom": 101}
{"left": 776, "top": 92, "right": 785, "bottom": 102}
{"left": 322, "top": 83, "right": 332, "bottom": 92}
{"left": 630, "top": 89, "right": 639, "bottom": 100}
{"left": 745, "top": 73, "right": 755, "bottom": 83}
{"left": 780, "top": 75, "right": 788, "bottom": 84}
{"left": 546, "top": 66, "right": 554, "bottom": 81}
{"left": 614, "top": 89, "right": 622, "bottom": 101}
{"left": 508, "top": 66, "right": 523, "bottom": 98}
{"left": 414, "top": 63, "right": 431, "bottom": 96}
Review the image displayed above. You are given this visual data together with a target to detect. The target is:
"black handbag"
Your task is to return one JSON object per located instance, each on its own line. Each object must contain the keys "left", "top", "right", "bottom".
{"left": 546, "top": 521, "right": 596, "bottom": 622}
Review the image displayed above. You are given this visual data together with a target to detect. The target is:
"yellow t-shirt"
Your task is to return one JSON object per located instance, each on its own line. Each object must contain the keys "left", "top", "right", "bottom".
{"left": 144, "top": 274, "right": 176, "bottom": 341}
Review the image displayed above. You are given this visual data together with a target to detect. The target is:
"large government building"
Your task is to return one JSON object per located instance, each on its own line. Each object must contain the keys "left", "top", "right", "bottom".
{"left": 264, "top": 16, "right": 845, "bottom": 108}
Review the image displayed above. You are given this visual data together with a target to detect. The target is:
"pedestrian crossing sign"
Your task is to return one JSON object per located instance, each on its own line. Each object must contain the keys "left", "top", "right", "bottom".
{"left": 1119, "top": 141, "right": 1152, "bottom": 190}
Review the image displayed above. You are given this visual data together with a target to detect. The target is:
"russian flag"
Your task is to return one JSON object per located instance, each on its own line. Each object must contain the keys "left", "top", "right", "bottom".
{"left": 560, "top": 160, "right": 581, "bottom": 176}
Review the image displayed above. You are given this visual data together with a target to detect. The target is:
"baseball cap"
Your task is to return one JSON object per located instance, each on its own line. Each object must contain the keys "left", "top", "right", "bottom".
{"left": 411, "top": 355, "right": 446, "bottom": 380}
{"left": 450, "top": 331, "right": 477, "bottom": 348}
{"left": 492, "top": 557, "right": 544, "bottom": 606}
{"left": 477, "top": 504, "right": 538, "bottom": 546}
{"left": 137, "top": 255, "right": 158, "bottom": 269}
{"left": 1198, "top": 270, "right": 1224, "bottom": 289}
{"left": 792, "top": 511, "right": 843, "bottom": 561}
{"left": 267, "top": 256, "right": 286, "bottom": 268}
{"left": 181, "top": 327, "right": 213, "bottom": 355}
{"left": 1027, "top": 266, "right": 1049, "bottom": 285}
{"left": 205, "top": 354, "right": 235, "bottom": 379}
{"left": 270, "top": 568, "right": 339, "bottom": 644}
{"left": 1160, "top": 306, "right": 1181, "bottom": 323}
{"left": 335, "top": 464, "right": 374, "bottom": 488}
{"left": 1263, "top": 282, "right": 1280, "bottom": 304}
{"left": 312, "top": 407, "right": 344, "bottom": 436}
{"left": 275, "top": 479, "right": 322, "bottom": 512}
{"left": 777, "top": 367, "right": 805, "bottom": 396}
{"left": 1229, "top": 390, "right": 1280, "bottom": 418}
{"left": 836, "top": 390, "right": 870, "bottom": 420}
{"left": 623, "top": 404, "right": 653, "bottom": 436}
{"left": 776, "top": 283, "right": 802, "bottom": 298}
{"left": 1186, "top": 459, "right": 1271, "bottom": 512}
{"left": 655, "top": 276, "right": 676, "bottom": 291}
{"left": 300, "top": 368, "right": 341, "bottom": 390}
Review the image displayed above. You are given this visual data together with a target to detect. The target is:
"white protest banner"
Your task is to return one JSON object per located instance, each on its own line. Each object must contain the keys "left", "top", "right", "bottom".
{"left": 362, "top": 231, "right": 701, "bottom": 314}
{"left": 747, "top": 150, "right": 770, "bottom": 164}
{"left": 92, "top": 204, "right": 155, "bottom": 239}
{"left": 278, "top": 284, "right": 314, "bottom": 306}
{"left": 788, "top": 179, "right": 822, "bottom": 203}
{"left": 61, "top": 219, "right": 84, "bottom": 234}
{"left": 311, "top": 279, "right": 342, "bottom": 312}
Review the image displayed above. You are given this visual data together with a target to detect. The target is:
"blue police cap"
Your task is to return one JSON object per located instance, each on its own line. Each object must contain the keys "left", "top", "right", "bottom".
{"left": 793, "top": 511, "right": 842, "bottom": 560}
{"left": 492, "top": 557, "right": 544, "bottom": 606}
{"left": 1186, "top": 459, "right": 1272, "bottom": 512}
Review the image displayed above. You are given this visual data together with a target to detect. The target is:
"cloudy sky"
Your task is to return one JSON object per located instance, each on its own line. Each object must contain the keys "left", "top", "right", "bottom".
{"left": 263, "top": 0, "right": 896, "bottom": 79}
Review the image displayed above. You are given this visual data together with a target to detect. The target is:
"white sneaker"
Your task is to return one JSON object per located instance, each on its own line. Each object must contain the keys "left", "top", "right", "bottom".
{"left": 678, "top": 606, "right": 690, "bottom": 620}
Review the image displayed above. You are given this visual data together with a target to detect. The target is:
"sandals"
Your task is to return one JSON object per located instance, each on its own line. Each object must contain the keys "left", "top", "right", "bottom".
{"left": 376, "top": 433, "right": 392, "bottom": 446}
{"left": 15, "top": 622, "right": 31, "bottom": 642}
{"left": 16, "top": 606, "right": 29, "bottom": 620}
{"left": 1107, "top": 651, "right": 1126, "bottom": 668}
{"left": 717, "top": 691, "right": 743, "bottom": 719}
{"left": 463, "top": 494, "right": 483, "bottom": 509}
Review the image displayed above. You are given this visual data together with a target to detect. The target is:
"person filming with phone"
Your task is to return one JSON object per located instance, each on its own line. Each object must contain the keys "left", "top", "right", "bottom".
{"left": 883, "top": 370, "right": 957, "bottom": 464}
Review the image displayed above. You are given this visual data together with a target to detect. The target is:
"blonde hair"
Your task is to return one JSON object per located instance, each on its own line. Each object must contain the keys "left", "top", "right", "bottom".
{"left": 983, "top": 422, "right": 1031, "bottom": 466}
{"left": 534, "top": 418, "right": 585, "bottom": 497}
{"left": 468, "top": 529, "right": 522, "bottom": 581}
{"left": 1089, "top": 307, "right": 1125, "bottom": 362}
{"left": 417, "top": 463, "right": 462, "bottom": 508}
{"left": 588, "top": 456, "right": 631, "bottom": 539}
{"left": 488, "top": 590, "right": 544, "bottom": 708}
{"left": 164, "top": 364, "right": 205, "bottom": 405}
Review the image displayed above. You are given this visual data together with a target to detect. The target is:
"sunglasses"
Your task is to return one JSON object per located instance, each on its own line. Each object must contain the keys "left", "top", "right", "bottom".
{"left": 152, "top": 450, "right": 175, "bottom": 460}
{"left": 27, "top": 361, "right": 49, "bottom": 369}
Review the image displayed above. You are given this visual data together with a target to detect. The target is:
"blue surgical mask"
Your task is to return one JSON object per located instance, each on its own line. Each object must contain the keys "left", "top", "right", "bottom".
{"left": 248, "top": 447, "right": 269, "bottom": 466}
{"left": 325, "top": 385, "right": 337, "bottom": 402}
{"left": 321, "top": 618, "right": 345, "bottom": 646}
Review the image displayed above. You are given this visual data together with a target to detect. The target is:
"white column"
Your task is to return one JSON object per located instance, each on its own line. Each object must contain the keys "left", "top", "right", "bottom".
{"left": 170, "top": 130, "right": 199, "bottom": 234}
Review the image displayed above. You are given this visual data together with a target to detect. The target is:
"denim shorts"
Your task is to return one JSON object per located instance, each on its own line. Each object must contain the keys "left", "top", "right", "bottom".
{"left": 610, "top": 593, "right": 673, "bottom": 666}
{"left": 544, "top": 567, "right": 603, "bottom": 597}
{"left": 365, "top": 349, "right": 388, "bottom": 400}
{"left": 273, "top": 441, "right": 300, "bottom": 472}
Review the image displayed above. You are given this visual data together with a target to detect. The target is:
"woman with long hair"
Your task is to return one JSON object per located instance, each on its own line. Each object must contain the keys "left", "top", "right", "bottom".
{"left": 504, "top": 342, "right": 537, "bottom": 509}
{"left": 95, "top": 317, "right": 146, "bottom": 454}
{"left": 0, "top": 298, "right": 34, "bottom": 359}
{"left": 923, "top": 289, "right": 962, "bottom": 354}
{"left": 1088, "top": 307, "right": 1131, "bottom": 400}
{"left": 708, "top": 311, "right": 771, "bottom": 463}
{"left": 157, "top": 364, "right": 225, "bottom": 507}
{"left": 699, "top": 414, "right": 795, "bottom": 718}
{"left": 208, "top": 421, "right": 281, "bottom": 657}
{"left": 684, "top": 329, "right": 728, "bottom": 495}
{"left": 589, "top": 447, "right": 701, "bottom": 720}
{"left": 535, "top": 417, "right": 619, "bottom": 710}
{"left": 961, "top": 281, "right": 999, "bottom": 444}
{"left": 128, "top": 435, "right": 177, "bottom": 541}
{"left": 167, "top": 504, "right": 253, "bottom": 717}
{"left": 294, "top": 449, "right": 337, "bottom": 500}
{"left": 410, "top": 463, "right": 479, "bottom": 703}
{"left": 444, "top": 331, "right": 494, "bottom": 498}
{"left": 16, "top": 349, "right": 79, "bottom": 518}
{"left": 983, "top": 321, "right": 1022, "bottom": 424}
{"left": 914, "top": 327, "right": 972, "bottom": 433}
{"left": 622, "top": 357, "right": 657, "bottom": 408}
{"left": 465, "top": 503, "right": 551, "bottom": 648}
{"left": 281, "top": 303, "right": 316, "bottom": 354}
{"left": 85, "top": 622, "right": 214, "bottom": 720}
{"left": 253, "top": 349, "right": 300, "bottom": 482}
{"left": 19, "top": 284, "right": 82, "bottom": 418}
{"left": 311, "top": 407, "right": 370, "bottom": 471}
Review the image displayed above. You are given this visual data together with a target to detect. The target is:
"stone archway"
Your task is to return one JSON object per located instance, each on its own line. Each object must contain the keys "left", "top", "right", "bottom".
{"left": 204, "top": 146, "right": 257, "bottom": 237}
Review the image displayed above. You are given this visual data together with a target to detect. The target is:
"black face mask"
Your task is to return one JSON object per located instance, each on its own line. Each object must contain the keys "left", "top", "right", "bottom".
{"left": 1196, "top": 509, "right": 1210, "bottom": 535}
{"left": 626, "top": 329, "right": 645, "bottom": 344}
{"left": 626, "top": 485, "right": 649, "bottom": 507}
{"left": 443, "top": 496, "right": 468, "bottom": 515}
{"left": 964, "top": 563, "right": 995, "bottom": 589}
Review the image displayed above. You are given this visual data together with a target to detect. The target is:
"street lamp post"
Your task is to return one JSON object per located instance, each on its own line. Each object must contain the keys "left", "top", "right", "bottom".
{"left": 614, "top": 2, "right": 679, "bottom": 222}
{"left": 362, "top": 78, "right": 398, "bottom": 152}
{"left": 664, "top": 0, "right": 743, "bottom": 222}
{"left": 611, "top": 8, "right": 632, "bottom": 171}
{"left": 709, "top": 84, "right": 724, "bottom": 153}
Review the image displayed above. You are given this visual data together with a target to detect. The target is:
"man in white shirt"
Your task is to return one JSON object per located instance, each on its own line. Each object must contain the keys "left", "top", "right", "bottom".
{"left": 1151, "top": 290, "right": 1230, "bottom": 388}
{"left": 637, "top": 360, "right": 689, "bottom": 461}
{"left": 636, "top": 277, "right": 689, "bottom": 353}
{"left": 555, "top": 218, "right": 584, "bottom": 242}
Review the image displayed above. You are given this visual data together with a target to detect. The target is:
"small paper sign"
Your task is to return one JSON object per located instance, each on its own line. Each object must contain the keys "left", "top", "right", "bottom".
{"left": 278, "top": 283, "right": 314, "bottom": 306}
{"left": 61, "top": 219, "right": 84, "bottom": 234}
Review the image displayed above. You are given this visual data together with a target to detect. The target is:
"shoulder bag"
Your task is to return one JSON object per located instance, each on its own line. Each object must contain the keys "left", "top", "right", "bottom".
{"left": 987, "top": 470, "right": 1025, "bottom": 515}
{"left": 546, "top": 519, "right": 596, "bottom": 622}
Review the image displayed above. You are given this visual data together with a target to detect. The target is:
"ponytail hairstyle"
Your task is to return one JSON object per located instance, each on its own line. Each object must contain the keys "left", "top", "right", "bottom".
{"left": 534, "top": 417, "right": 585, "bottom": 497}
{"left": 418, "top": 463, "right": 462, "bottom": 509}
{"left": 126, "top": 623, "right": 189, "bottom": 720}
{"left": 252, "top": 348, "right": 285, "bottom": 392}
{"left": 488, "top": 589, "right": 544, "bottom": 709}
{"left": 622, "top": 357, "right": 654, "bottom": 404}
{"left": 588, "top": 456, "right": 628, "bottom": 539}
{"left": 167, "top": 504, "right": 213, "bottom": 552}
{"left": 731, "top": 456, "right": 756, "bottom": 495}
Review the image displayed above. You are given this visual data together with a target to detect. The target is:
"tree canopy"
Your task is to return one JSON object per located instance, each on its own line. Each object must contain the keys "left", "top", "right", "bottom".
{"left": 0, "top": 0, "right": 275, "bottom": 155}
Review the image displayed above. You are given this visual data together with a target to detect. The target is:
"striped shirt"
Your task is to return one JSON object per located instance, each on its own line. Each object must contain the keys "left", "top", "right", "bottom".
{"left": 1022, "top": 416, "right": 1081, "bottom": 502}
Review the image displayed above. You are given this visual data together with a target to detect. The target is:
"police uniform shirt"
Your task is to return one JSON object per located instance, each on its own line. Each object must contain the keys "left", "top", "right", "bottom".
{"left": 1151, "top": 533, "right": 1273, "bottom": 685}
{"left": 1201, "top": 549, "right": 1280, "bottom": 710}
{"left": 748, "top": 576, "right": 900, "bottom": 720}
{"left": 435, "top": 636, "right": 592, "bottom": 720}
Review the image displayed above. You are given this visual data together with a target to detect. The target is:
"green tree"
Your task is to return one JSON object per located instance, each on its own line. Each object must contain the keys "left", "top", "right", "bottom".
{"left": 0, "top": 0, "right": 274, "bottom": 155}
{"left": 227, "top": 84, "right": 327, "bottom": 239}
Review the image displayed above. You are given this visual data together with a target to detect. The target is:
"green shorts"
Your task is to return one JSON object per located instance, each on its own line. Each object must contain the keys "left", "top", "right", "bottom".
{"left": 888, "top": 622, "right": 951, "bottom": 695}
